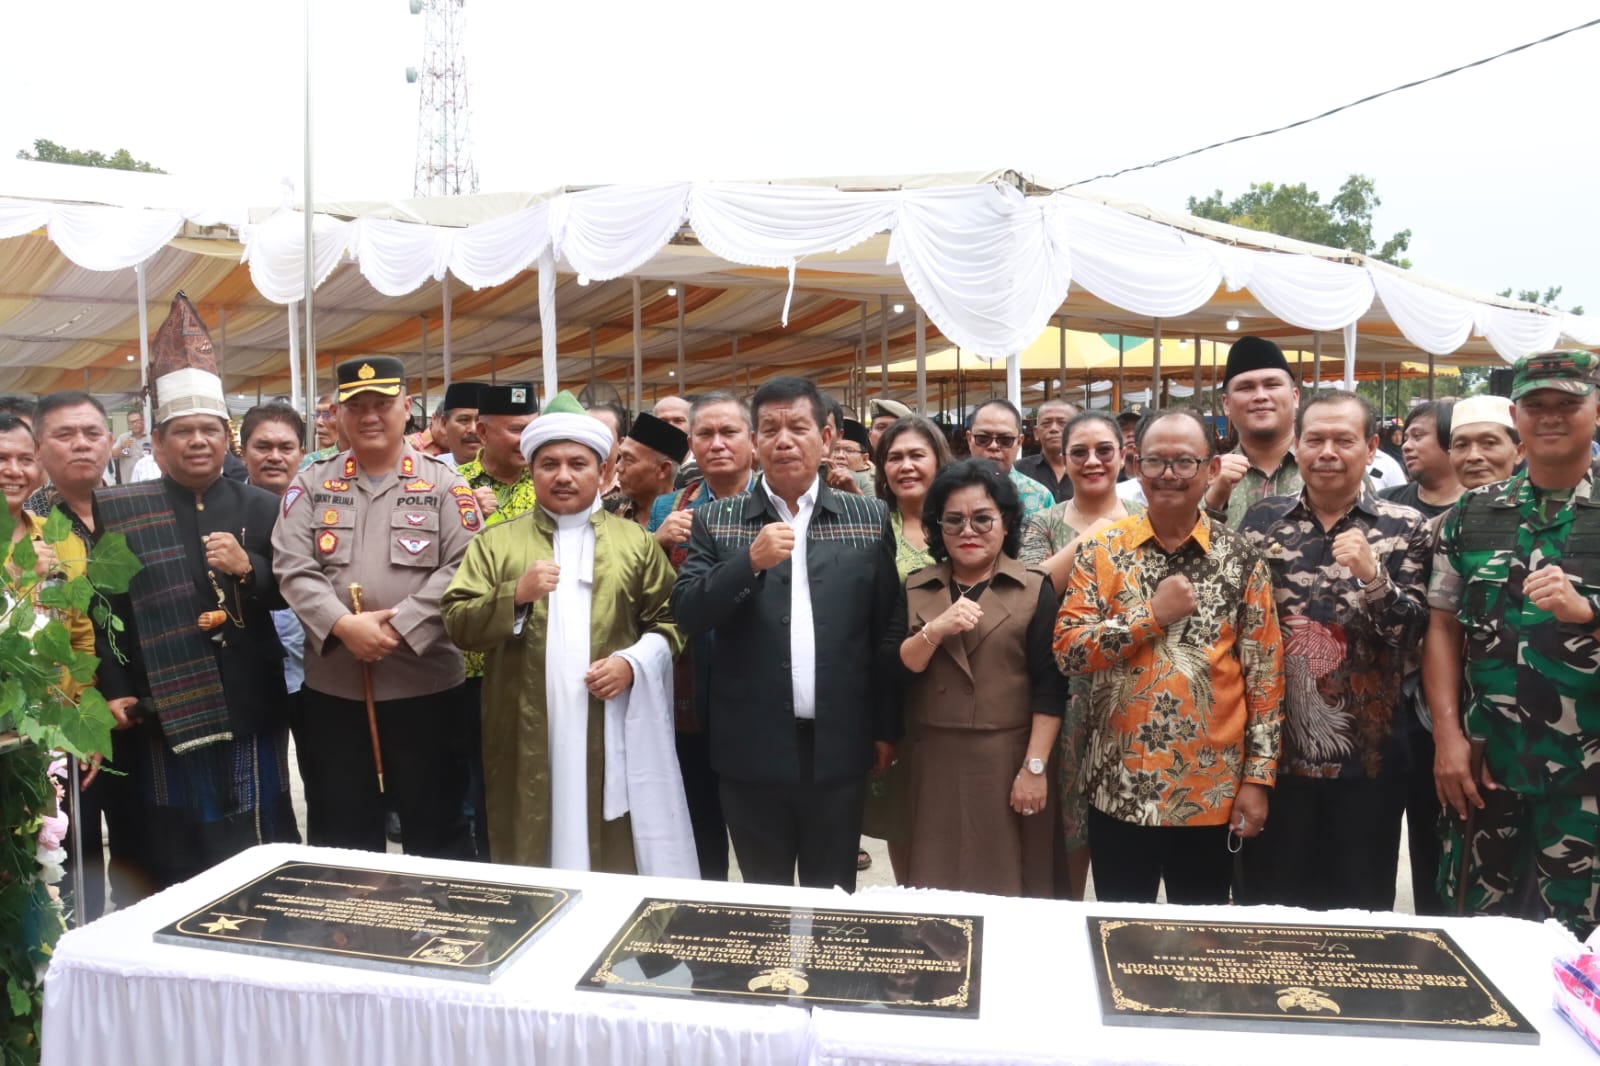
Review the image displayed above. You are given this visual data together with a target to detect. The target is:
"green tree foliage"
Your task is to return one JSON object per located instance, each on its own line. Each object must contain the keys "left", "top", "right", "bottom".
{"left": 14, "top": 139, "right": 165, "bottom": 174}
{"left": 1497, "top": 285, "right": 1582, "bottom": 318}
{"left": 1187, "top": 174, "right": 1411, "bottom": 267}
{"left": 0, "top": 509, "right": 137, "bottom": 1065}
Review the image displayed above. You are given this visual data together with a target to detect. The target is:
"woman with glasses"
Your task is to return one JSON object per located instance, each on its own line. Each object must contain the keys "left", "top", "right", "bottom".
{"left": 1019, "top": 411, "right": 1142, "bottom": 899}
{"left": 861, "top": 416, "right": 953, "bottom": 883}
{"left": 884, "top": 458, "right": 1066, "bottom": 896}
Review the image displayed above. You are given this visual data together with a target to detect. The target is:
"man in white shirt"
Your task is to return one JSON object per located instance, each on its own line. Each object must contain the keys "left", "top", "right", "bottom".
{"left": 673, "top": 376, "right": 899, "bottom": 890}
{"left": 112, "top": 409, "right": 151, "bottom": 484}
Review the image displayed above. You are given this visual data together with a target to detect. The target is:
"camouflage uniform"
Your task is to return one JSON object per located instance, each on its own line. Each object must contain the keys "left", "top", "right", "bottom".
{"left": 1429, "top": 470, "right": 1600, "bottom": 937}
{"left": 1217, "top": 448, "right": 1302, "bottom": 528}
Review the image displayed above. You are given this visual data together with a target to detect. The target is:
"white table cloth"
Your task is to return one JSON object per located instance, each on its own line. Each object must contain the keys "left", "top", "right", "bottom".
{"left": 42, "top": 844, "right": 815, "bottom": 1066}
{"left": 43, "top": 845, "right": 1595, "bottom": 1065}
{"left": 813, "top": 886, "right": 1593, "bottom": 1065}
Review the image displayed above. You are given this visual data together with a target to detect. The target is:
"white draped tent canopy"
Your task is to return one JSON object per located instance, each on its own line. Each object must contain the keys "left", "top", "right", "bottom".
{"left": 0, "top": 163, "right": 1594, "bottom": 413}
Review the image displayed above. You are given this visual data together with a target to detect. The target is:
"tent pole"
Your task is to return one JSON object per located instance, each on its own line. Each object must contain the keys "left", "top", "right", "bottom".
{"left": 301, "top": 0, "right": 316, "bottom": 440}
{"left": 420, "top": 314, "right": 429, "bottom": 416}
{"left": 218, "top": 306, "right": 227, "bottom": 397}
{"left": 1117, "top": 335, "right": 1126, "bottom": 406}
{"left": 538, "top": 250, "right": 557, "bottom": 402}
{"left": 1343, "top": 322, "right": 1357, "bottom": 392}
{"left": 1192, "top": 333, "right": 1202, "bottom": 402}
{"left": 442, "top": 275, "right": 453, "bottom": 388}
{"left": 1211, "top": 339, "right": 1220, "bottom": 429}
{"left": 956, "top": 347, "right": 963, "bottom": 421}
{"left": 1058, "top": 317, "right": 1067, "bottom": 401}
{"left": 676, "top": 287, "right": 686, "bottom": 392}
{"left": 588, "top": 325, "right": 597, "bottom": 389}
{"left": 731, "top": 336, "right": 739, "bottom": 394}
{"left": 1151, "top": 320, "right": 1162, "bottom": 407}
{"left": 135, "top": 263, "right": 151, "bottom": 429}
{"left": 1006, "top": 353, "right": 1021, "bottom": 409}
{"left": 879, "top": 295, "right": 890, "bottom": 399}
{"left": 1312, "top": 332, "right": 1322, "bottom": 387}
{"left": 1379, "top": 358, "right": 1386, "bottom": 416}
{"left": 915, "top": 305, "right": 928, "bottom": 415}
{"left": 286, "top": 301, "right": 302, "bottom": 415}
{"left": 858, "top": 301, "right": 869, "bottom": 411}
{"left": 1428, "top": 350, "right": 1436, "bottom": 401}
{"left": 419, "top": 349, "right": 428, "bottom": 416}
{"left": 632, "top": 277, "right": 643, "bottom": 415}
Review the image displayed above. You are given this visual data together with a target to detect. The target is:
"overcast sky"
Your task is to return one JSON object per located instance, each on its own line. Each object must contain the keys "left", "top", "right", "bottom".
{"left": 6, "top": 1, "right": 1597, "bottom": 316}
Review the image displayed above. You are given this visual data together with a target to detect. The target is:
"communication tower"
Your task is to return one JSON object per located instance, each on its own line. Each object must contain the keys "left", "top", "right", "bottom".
{"left": 408, "top": 0, "right": 478, "bottom": 197}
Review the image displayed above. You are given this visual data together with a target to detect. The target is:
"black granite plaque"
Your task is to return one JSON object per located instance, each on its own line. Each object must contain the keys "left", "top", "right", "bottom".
{"left": 1089, "top": 916, "right": 1537, "bottom": 1043}
{"left": 577, "top": 899, "right": 981, "bottom": 1015}
{"left": 155, "top": 861, "right": 577, "bottom": 983}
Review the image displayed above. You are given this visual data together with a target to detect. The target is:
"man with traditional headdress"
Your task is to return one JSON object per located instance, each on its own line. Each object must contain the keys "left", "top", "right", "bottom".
{"left": 274, "top": 357, "right": 477, "bottom": 858}
{"left": 441, "top": 391, "right": 692, "bottom": 874}
{"left": 92, "top": 293, "right": 298, "bottom": 899}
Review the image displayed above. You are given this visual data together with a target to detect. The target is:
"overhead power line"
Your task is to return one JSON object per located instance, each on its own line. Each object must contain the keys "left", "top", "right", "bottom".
{"left": 1067, "top": 16, "right": 1600, "bottom": 188}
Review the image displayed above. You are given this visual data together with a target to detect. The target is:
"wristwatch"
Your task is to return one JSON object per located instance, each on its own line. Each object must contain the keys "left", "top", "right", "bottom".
{"left": 1024, "top": 757, "right": 1045, "bottom": 775}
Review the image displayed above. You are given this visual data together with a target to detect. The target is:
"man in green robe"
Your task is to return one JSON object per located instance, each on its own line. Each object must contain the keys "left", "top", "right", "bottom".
{"left": 442, "top": 391, "right": 686, "bottom": 874}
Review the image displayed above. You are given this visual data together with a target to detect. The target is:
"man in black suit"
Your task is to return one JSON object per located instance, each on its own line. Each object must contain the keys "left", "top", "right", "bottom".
{"left": 672, "top": 376, "right": 899, "bottom": 891}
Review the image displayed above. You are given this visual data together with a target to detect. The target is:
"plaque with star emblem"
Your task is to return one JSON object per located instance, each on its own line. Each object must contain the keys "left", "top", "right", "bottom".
{"left": 155, "top": 862, "right": 577, "bottom": 983}
{"left": 1088, "top": 916, "right": 1537, "bottom": 1043}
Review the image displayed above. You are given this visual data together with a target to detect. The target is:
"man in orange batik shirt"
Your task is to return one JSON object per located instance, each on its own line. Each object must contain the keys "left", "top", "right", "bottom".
{"left": 1055, "top": 408, "right": 1284, "bottom": 905}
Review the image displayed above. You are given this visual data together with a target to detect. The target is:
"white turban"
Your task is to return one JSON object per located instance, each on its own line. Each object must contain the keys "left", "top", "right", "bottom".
{"left": 520, "top": 410, "right": 615, "bottom": 464}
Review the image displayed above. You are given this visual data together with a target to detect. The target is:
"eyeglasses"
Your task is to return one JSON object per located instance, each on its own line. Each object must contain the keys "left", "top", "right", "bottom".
{"left": 971, "top": 433, "right": 1018, "bottom": 449}
{"left": 939, "top": 513, "right": 999, "bottom": 535}
{"left": 1137, "top": 455, "right": 1203, "bottom": 480}
{"left": 315, "top": 408, "right": 337, "bottom": 422}
{"left": 1067, "top": 443, "right": 1118, "bottom": 465}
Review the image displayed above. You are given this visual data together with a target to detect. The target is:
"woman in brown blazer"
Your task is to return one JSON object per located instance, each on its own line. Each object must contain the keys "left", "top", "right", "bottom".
{"left": 885, "top": 458, "right": 1066, "bottom": 897}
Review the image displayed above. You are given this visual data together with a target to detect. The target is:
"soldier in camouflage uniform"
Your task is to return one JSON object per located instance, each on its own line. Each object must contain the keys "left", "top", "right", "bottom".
{"left": 1426, "top": 350, "right": 1600, "bottom": 938}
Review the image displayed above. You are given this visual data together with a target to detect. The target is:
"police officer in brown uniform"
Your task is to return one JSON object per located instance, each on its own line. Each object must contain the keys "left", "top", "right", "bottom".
{"left": 273, "top": 357, "right": 478, "bottom": 857}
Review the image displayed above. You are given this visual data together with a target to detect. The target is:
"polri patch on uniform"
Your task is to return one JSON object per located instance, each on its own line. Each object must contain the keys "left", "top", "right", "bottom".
{"left": 404, "top": 512, "right": 428, "bottom": 527}
{"left": 282, "top": 486, "right": 304, "bottom": 516}
{"left": 460, "top": 507, "right": 481, "bottom": 530}
{"left": 404, "top": 478, "right": 434, "bottom": 492}
{"left": 342, "top": 456, "right": 357, "bottom": 478}
{"left": 450, "top": 484, "right": 473, "bottom": 498}
{"left": 317, "top": 530, "right": 339, "bottom": 555}
{"left": 401, "top": 456, "right": 416, "bottom": 477}
{"left": 323, "top": 478, "right": 350, "bottom": 492}
{"left": 398, "top": 536, "right": 430, "bottom": 555}
{"left": 322, "top": 508, "right": 340, "bottom": 525}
